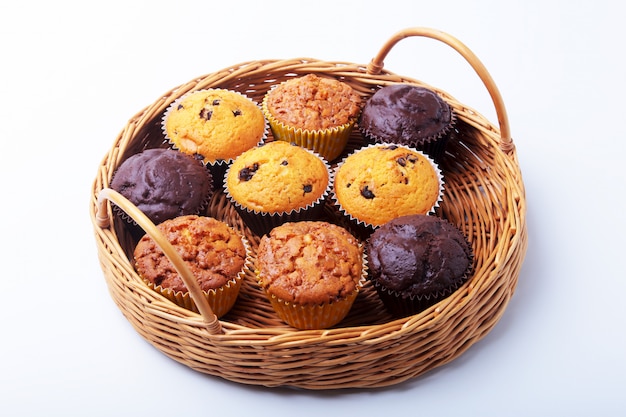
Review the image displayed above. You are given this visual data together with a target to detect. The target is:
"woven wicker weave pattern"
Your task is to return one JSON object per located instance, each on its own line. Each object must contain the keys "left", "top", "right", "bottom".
{"left": 90, "top": 28, "right": 527, "bottom": 389}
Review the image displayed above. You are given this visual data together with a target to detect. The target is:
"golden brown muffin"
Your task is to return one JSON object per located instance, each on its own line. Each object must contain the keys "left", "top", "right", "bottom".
{"left": 333, "top": 144, "right": 443, "bottom": 228}
{"left": 163, "top": 89, "right": 266, "bottom": 165}
{"left": 256, "top": 221, "right": 365, "bottom": 329}
{"left": 265, "top": 74, "right": 361, "bottom": 130}
{"left": 134, "top": 215, "right": 248, "bottom": 316}
{"left": 262, "top": 74, "right": 362, "bottom": 161}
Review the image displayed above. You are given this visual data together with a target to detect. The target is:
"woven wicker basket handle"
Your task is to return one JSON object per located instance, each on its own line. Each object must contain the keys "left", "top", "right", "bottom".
{"left": 96, "top": 188, "right": 223, "bottom": 334}
{"left": 367, "top": 27, "right": 513, "bottom": 152}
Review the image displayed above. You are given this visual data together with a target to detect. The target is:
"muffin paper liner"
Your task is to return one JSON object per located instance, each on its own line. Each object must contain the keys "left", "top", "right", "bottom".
{"left": 139, "top": 228, "right": 253, "bottom": 318}
{"left": 262, "top": 84, "right": 359, "bottom": 163}
{"left": 257, "top": 244, "right": 368, "bottom": 330}
{"left": 372, "top": 274, "right": 467, "bottom": 318}
{"left": 161, "top": 88, "right": 268, "bottom": 184}
{"left": 224, "top": 146, "right": 334, "bottom": 237}
{"left": 331, "top": 143, "right": 445, "bottom": 234}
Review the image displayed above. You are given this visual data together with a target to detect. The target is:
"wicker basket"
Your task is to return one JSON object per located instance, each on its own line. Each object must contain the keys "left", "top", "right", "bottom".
{"left": 90, "top": 27, "right": 527, "bottom": 390}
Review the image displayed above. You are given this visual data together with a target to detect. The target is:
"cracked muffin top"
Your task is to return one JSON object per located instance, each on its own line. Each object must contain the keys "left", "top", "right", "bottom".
{"left": 264, "top": 74, "right": 361, "bottom": 131}
{"left": 134, "top": 215, "right": 247, "bottom": 293}
{"left": 256, "top": 221, "right": 363, "bottom": 305}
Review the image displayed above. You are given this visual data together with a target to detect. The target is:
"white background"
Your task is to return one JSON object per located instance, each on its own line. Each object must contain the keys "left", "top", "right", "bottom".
{"left": 1, "top": 0, "right": 624, "bottom": 416}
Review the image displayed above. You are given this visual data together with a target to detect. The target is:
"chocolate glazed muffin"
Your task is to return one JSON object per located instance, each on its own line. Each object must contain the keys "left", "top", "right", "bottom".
{"left": 367, "top": 214, "right": 473, "bottom": 317}
{"left": 359, "top": 84, "right": 456, "bottom": 162}
{"left": 110, "top": 148, "right": 212, "bottom": 225}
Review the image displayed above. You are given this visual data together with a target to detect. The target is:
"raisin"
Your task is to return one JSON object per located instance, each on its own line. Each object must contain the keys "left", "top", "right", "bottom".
{"left": 303, "top": 184, "right": 313, "bottom": 194}
{"left": 212, "top": 99, "right": 221, "bottom": 105}
{"left": 232, "top": 109, "right": 242, "bottom": 117}
{"left": 177, "top": 104, "right": 184, "bottom": 110}
{"left": 281, "top": 160, "right": 288, "bottom": 166}
{"left": 360, "top": 185, "right": 375, "bottom": 199}
{"left": 238, "top": 163, "right": 259, "bottom": 181}
{"left": 407, "top": 155, "right": 418, "bottom": 164}
{"left": 199, "top": 108, "right": 212, "bottom": 120}
{"left": 384, "top": 145, "right": 398, "bottom": 151}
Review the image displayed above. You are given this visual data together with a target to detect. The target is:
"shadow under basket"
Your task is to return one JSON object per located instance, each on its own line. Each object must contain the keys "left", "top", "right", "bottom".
{"left": 90, "top": 27, "right": 527, "bottom": 390}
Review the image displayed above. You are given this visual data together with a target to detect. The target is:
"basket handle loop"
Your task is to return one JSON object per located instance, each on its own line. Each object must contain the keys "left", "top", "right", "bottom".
{"left": 96, "top": 188, "right": 223, "bottom": 335}
{"left": 367, "top": 27, "right": 513, "bottom": 153}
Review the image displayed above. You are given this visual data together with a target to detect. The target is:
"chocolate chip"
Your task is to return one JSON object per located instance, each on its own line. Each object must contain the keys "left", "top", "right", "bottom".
{"left": 281, "top": 160, "right": 288, "bottom": 166}
{"left": 238, "top": 163, "right": 259, "bottom": 181}
{"left": 177, "top": 104, "right": 184, "bottom": 110}
{"left": 346, "top": 183, "right": 351, "bottom": 188}
{"left": 408, "top": 156, "right": 418, "bottom": 163}
{"left": 360, "top": 185, "right": 375, "bottom": 199}
{"left": 212, "top": 99, "right": 221, "bottom": 105}
{"left": 384, "top": 145, "right": 398, "bottom": 151}
{"left": 303, "top": 184, "right": 312, "bottom": 194}
{"left": 397, "top": 157, "right": 406, "bottom": 167}
{"left": 199, "top": 108, "right": 212, "bottom": 120}
{"left": 232, "top": 109, "right": 242, "bottom": 117}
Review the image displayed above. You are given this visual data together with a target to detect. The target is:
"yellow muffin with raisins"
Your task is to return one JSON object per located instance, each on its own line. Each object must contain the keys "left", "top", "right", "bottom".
{"left": 163, "top": 89, "right": 266, "bottom": 180}
{"left": 225, "top": 141, "right": 331, "bottom": 235}
{"left": 333, "top": 144, "right": 443, "bottom": 229}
